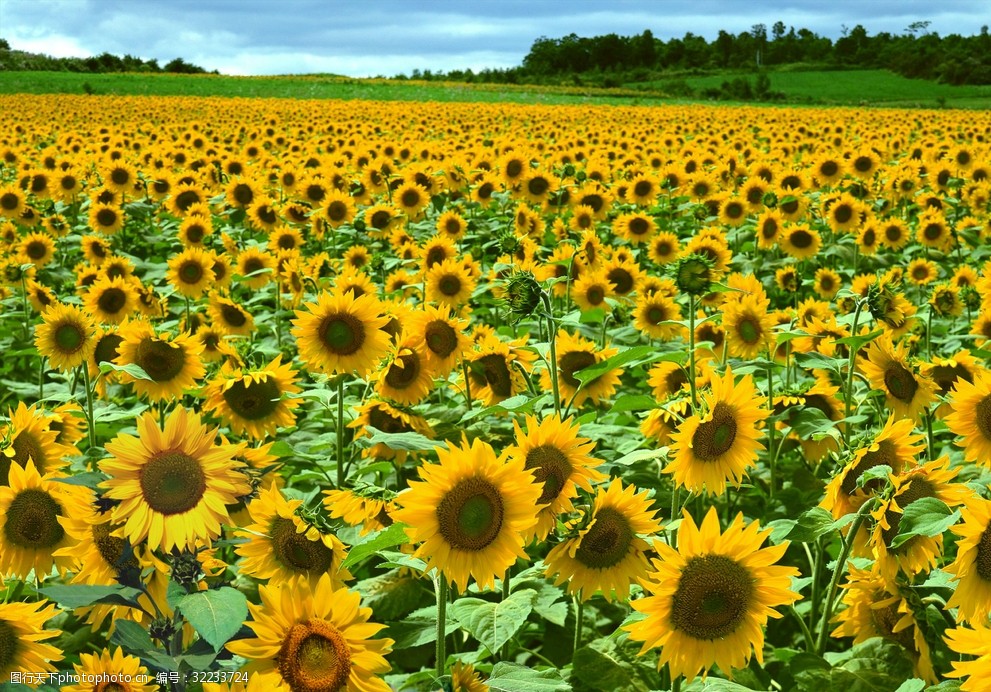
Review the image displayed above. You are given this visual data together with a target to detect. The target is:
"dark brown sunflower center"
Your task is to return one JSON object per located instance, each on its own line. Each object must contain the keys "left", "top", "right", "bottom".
{"left": 854, "top": 156, "right": 873, "bottom": 173}
{"left": 841, "top": 440, "right": 897, "bottom": 496}
{"left": 789, "top": 230, "right": 813, "bottom": 249}
{"left": 54, "top": 322, "right": 85, "bottom": 352}
{"left": 975, "top": 396, "right": 991, "bottom": 442}
{"left": 426, "top": 247, "right": 448, "bottom": 268}
{"left": 425, "top": 320, "right": 458, "bottom": 358}
{"left": 326, "top": 200, "right": 348, "bottom": 222}
{"left": 242, "top": 258, "right": 264, "bottom": 275}
{"left": 671, "top": 554, "right": 755, "bottom": 640}
{"left": 278, "top": 619, "right": 352, "bottom": 692}
{"left": 883, "top": 363, "right": 919, "bottom": 404}
{"left": 3, "top": 489, "right": 64, "bottom": 549}
{"left": 223, "top": 376, "right": 282, "bottom": 421}
{"left": 724, "top": 202, "right": 744, "bottom": 219}
{"left": 232, "top": 183, "right": 254, "bottom": 206}
{"left": 93, "top": 521, "right": 139, "bottom": 572}
{"left": 634, "top": 180, "right": 653, "bottom": 197}
{"left": 584, "top": 286, "right": 605, "bottom": 306}
{"left": 628, "top": 217, "right": 650, "bottom": 236}
{"left": 96, "top": 208, "right": 118, "bottom": 227}
{"left": 820, "top": 161, "right": 839, "bottom": 177}
{"left": 94, "top": 333, "right": 124, "bottom": 365}
{"left": 559, "top": 351, "right": 597, "bottom": 389}
{"left": 924, "top": 224, "right": 942, "bottom": 241}
{"left": 862, "top": 228, "right": 876, "bottom": 246}
{"left": 524, "top": 445, "right": 573, "bottom": 505}
{"left": 139, "top": 451, "right": 207, "bottom": 515}
{"left": 930, "top": 364, "right": 971, "bottom": 397}
{"left": 179, "top": 260, "right": 204, "bottom": 284}
{"left": 220, "top": 302, "right": 248, "bottom": 328}
{"left": 872, "top": 603, "right": 918, "bottom": 652}
{"left": 0, "top": 619, "right": 17, "bottom": 673}
{"left": 97, "top": 287, "right": 127, "bottom": 314}
{"left": 505, "top": 160, "right": 523, "bottom": 178}
{"left": 471, "top": 353, "right": 513, "bottom": 397}
{"left": 400, "top": 189, "right": 422, "bottom": 208}
{"left": 881, "top": 478, "right": 936, "bottom": 550}
{"left": 607, "top": 267, "right": 634, "bottom": 294}
{"left": 269, "top": 516, "right": 335, "bottom": 575}
{"left": 319, "top": 313, "right": 365, "bottom": 356}
{"left": 370, "top": 210, "right": 391, "bottom": 229}
{"left": 134, "top": 337, "right": 186, "bottom": 382}
{"left": 438, "top": 274, "right": 462, "bottom": 297}
{"left": 528, "top": 176, "right": 550, "bottom": 196}
{"left": 384, "top": 352, "right": 420, "bottom": 390}
{"left": 11, "top": 431, "right": 47, "bottom": 474}
{"left": 0, "top": 192, "right": 19, "bottom": 210}
{"left": 834, "top": 205, "right": 853, "bottom": 224}
{"left": 573, "top": 507, "right": 634, "bottom": 569}
{"left": 368, "top": 407, "right": 408, "bottom": 434}
{"left": 26, "top": 240, "right": 47, "bottom": 259}
{"left": 436, "top": 476, "right": 505, "bottom": 551}
{"left": 255, "top": 205, "right": 277, "bottom": 225}
{"left": 691, "top": 403, "right": 738, "bottom": 461}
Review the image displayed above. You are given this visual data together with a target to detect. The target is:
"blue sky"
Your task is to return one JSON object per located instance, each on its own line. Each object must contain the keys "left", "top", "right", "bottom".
{"left": 1, "top": 0, "right": 988, "bottom": 76}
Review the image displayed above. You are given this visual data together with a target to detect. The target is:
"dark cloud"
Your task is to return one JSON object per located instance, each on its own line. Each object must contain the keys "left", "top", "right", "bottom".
{"left": 2, "top": 0, "right": 987, "bottom": 76}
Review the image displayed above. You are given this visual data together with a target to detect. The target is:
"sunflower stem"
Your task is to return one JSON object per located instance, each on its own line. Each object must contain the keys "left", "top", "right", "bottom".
{"left": 842, "top": 300, "right": 866, "bottom": 448}
{"left": 336, "top": 375, "right": 347, "bottom": 489}
{"left": 80, "top": 364, "right": 96, "bottom": 453}
{"left": 183, "top": 295, "right": 191, "bottom": 332}
{"left": 542, "top": 293, "right": 562, "bottom": 417}
{"left": 461, "top": 359, "right": 473, "bottom": 410}
{"left": 501, "top": 570, "right": 512, "bottom": 660}
{"left": 926, "top": 304, "right": 933, "bottom": 361}
{"left": 815, "top": 500, "right": 873, "bottom": 655}
{"left": 573, "top": 592, "right": 584, "bottom": 655}
{"left": 435, "top": 575, "right": 448, "bottom": 679}
{"left": 766, "top": 363, "right": 776, "bottom": 502}
{"left": 925, "top": 408, "right": 935, "bottom": 461}
{"left": 790, "top": 604, "right": 816, "bottom": 653}
{"left": 688, "top": 295, "right": 698, "bottom": 410}
{"left": 672, "top": 672, "right": 682, "bottom": 692}
{"left": 38, "top": 356, "right": 45, "bottom": 401}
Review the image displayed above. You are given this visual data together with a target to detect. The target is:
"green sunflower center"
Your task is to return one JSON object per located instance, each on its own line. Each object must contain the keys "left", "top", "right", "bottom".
{"left": 97, "top": 287, "right": 127, "bottom": 314}
{"left": 645, "top": 304, "right": 667, "bottom": 325}
{"left": 573, "top": 507, "right": 634, "bottom": 569}
{"left": 525, "top": 445, "right": 574, "bottom": 505}
{"left": 841, "top": 440, "right": 897, "bottom": 496}
{"left": 94, "top": 333, "right": 124, "bottom": 365}
{"left": 269, "top": 516, "right": 335, "bottom": 575}
{"left": 437, "top": 477, "right": 505, "bottom": 551}
{"left": 320, "top": 313, "right": 365, "bottom": 356}
{"left": 278, "top": 620, "right": 352, "bottom": 692}
{"left": 3, "top": 489, "right": 65, "bottom": 549}
{"left": 179, "top": 260, "right": 204, "bottom": 284}
{"left": 671, "top": 554, "right": 755, "bottom": 640}
{"left": 384, "top": 352, "right": 420, "bottom": 390}
{"left": 675, "top": 257, "right": 712, "bottom": 295}
{"left": 559, "top": 351, "right": 596, "bottom": 389}
{"left": 134, "top": 337, "right": 186, "bottom": 382}
{"left": 53, "top": 321, "right": 85, "bottom": 353}
{"left": 222, "top": 376, "right": 282, "bottom": 421}
{"left": 139, "top": 451, "right": 207, "bottom": 515}
{"left": 0, "top": 619, "right": 16, "bottom": 674}
{"left": 692, "top": 403, "right": 738, "bottom": 461}
{"left": 881, "top": 478, "right": 936, "bottom": 550}
{"left": 584, "top": 286, "right": 605, "bottom": 306}
{"left": 975, "top": 396, "right": 991, "bottom": 442}
{"left": 737, "top": 317, "right": 760, "bottom": 344}
{"left": 425, "top": 320, "right": 458, "bottom": 358}
{"left": 883, "top": 363, "right": 919, "bottom": 404}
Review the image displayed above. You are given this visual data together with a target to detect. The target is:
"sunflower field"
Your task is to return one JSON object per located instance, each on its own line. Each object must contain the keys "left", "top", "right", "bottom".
{"left": 1, "top": 92, "right": 991, "bottom": 692}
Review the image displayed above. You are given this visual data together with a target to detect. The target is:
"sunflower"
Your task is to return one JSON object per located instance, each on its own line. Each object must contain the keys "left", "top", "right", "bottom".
{"left": 84, "top": 275, "right": 138, "bottom": 325}
{"left": 0, "top": 184, "right": 26, "bottom": 219}
{"left": 545, "top": 478, "right": 662, "bottom": 602}
{"left": 448, "top": 661, "right": 489, "bottom": 692}
{"left": 225, "top": 176, "right": 259, "bottom": 209}
{"left": 394, "top": 181, "right": 430, "bottom": 218}
{"left": 26, "top": 279, "right": 56, "bottom": 313}
{"left": 0, "top": 459, "right": 91, "bottom": 579}
{"left": 812, "top": 154, "right": 846, "bottom": 186}
{"left": 101, "top": 407, "right": 250, "bottom": 552}
{"left": 813, "top": 267, "right": 842, "bottom": 300}
{"left": 856, "top": 221, "right": 881, "bottom": 254}
{"left": 633, "top": 292, "right": 684, "bottom": 340}
{"left": 372, "top": 337, "right": 434, "bottom": 406}
{"left": 34, "top": 302, "right": 96, "bottom": 372}
{"left": 755, "top": 209, "right": 783, "bottom": 249}
{"left": 0, "top": 599, "right": 63, "bottom": 679}
{"left": 115, "top": 321, "right": 205, "bottom": 401}
{"left": 404, "top": 303, "right": 469, "bottom": 376}
{"left": 613, "top": 211, "right": 656, "bottom": 244}
{"left": 625, "top": 506, "right": 798, "bottom": 683}
{"left": 945, "top": 622, "right": 991, "bottom": 691}
{"left": 648, "top": 231, "right": 681, "bottom": 264}
{"left": 268, "top": 226, "right": 303, "bottom": 255}
{"left": 423, "top": 258, "right": 475, "bottom": 307}
{"left": 831, "top": 566, "right": 936, "bottom": 684}
{"left": 81, "top": 234, "right": 111, "bottom": 265}
{"left": 722, "top": 294, "right": 774, "bottom": 359}
{"left": 207, "top": 295, "right": 255, "bottom": 337}
{"left": 666, "top": 366, "right": 768, "bottom": 496}
{"left": 63, "top": 647, "right": 157, "bottom": 692}
{"left": 571, "top": 271, "right": 614, "bottom": 313}
{"left": 17, "top": 231, "right": 55, "bottom": 268}
{"left": 542, "top": 329, "right": 621, "bottom": 408}
{"left": 604, "top": 258, "right": 642, "bottom": 297}
{"left": 778, "top": 224, "right": 821, "bottom": 260}
{"left": 349, "top": 399, "right": 434, "bottom": 464}
{"left": 906, "top": 258, "right": 938, "bottom": 286}
{"left": 860, "top": 334, "right": 937, "bottom": 421}
{"left": 247, "top": 197, "right": 281, "bottom": 232}
{"left": 204, "top": 355, "right": 301, "bottom": 440}
{"left": 236, "top": 484, "right": 351, "bottom": 587}
{"left": 1, "top": 401, "right": 71, "bottom": 484}
{"left": 505, "top": 414, "right": 606, "bottom": 541}
{"left": 324, "top": 488, "right": 395, "bottom": 536}
{"left": 227, "top": 574, "right": 392, "bottom": 691}
{"left": 946, "top": 370, "right": 991, "bottom": 468}
{"left": 943, "top": 494, "right": 991, "bottom": 625}
{"left": 916, "top": 208, "right": 952, "bottom": 251}
{"left": 166, "top": 246, "right": 215, "bottom": 299}
{"left": 88, "top": 202, "right": 125, "bottom": 235}
{"left": 420, "top": 235, "right": 458, "bottom": 272}
{"left": 869, "top": 456, "right": 970, "bottom": 584}
{"left": 236, "top": 247, "right": 276, "bottom": 290}
{"left": 292, "top": 290, "right": 391, "bottom": 377}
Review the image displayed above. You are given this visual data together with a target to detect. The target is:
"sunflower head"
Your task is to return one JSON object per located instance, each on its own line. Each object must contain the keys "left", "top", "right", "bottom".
{"left": 673, "top": 252, "right": 714, "bottom": 296}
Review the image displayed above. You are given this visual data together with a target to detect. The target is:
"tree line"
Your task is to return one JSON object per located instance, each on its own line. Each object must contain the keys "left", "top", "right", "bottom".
{"left": 0, "top": 38, "right": 211, "bottom": 74}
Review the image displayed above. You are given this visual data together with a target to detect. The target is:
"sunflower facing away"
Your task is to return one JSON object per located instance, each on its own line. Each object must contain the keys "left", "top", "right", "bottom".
{"left": 545, "top": 478, "right": 662, "bottom": 602}
{"left": 204, "top": 355, "right": 301, "bottom": 439}
{"left": 666, "top": 366, "right": 768, "bottom": 496}
{"left": 101, "top": 407, "right": 251, "bottom": 552}
{"left": 292, "top": 290, "right": 391, "bottom": 377}
{"left": 393, "top": 437, "right": 541, "bottom": 591}
{"left": 227, "top": 573, "right": 392, "bottom": 691}
{"left": 0, "top": 599, "right": 63, "bottom": 680}
{"left": 505, "top": 414, "right": 606, "bottom": 541}
{"left": 624, "top": 507, "right": 800, "bottom": 683}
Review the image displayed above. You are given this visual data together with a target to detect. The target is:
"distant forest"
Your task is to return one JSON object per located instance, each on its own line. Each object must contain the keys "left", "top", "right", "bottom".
{"left": 403, "top": 22, "right": 991, "bottom": 87}
{"left": 0, "top": 38, "right": 210, "bottom": 74}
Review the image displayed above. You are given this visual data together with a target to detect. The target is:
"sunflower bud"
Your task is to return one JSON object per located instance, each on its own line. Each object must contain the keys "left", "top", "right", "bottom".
{"left": 168, "top": 549, "right": 204, "bottom": 592}
{"left": 148, "top": 617, "right": 178, "bottom": 643}
{"left": 866, "top": 280, "right": 894, "bottom": 321}
{"left": 673, "top": 253, "right": 715, "bottom": 296}
{"left": 504, "top": 271, "right": 543, "bottom": 320}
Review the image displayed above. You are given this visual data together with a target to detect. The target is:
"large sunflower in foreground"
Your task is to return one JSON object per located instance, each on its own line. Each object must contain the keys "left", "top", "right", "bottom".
{"left": 34, "top": 302, "right": 96, "bottom": 372}
{"left": 101, "top": 407, "right": 251, "bottom": 552}
{"left": 393, "top": 437, "right": 541, "bottom": 591}
{"left": 204, "top": 355, "right": 301, "bottom": 440}
{"left": 63, "top": 646, "right": 157, "bottom": 692}
{"left": 505, "top": 414, "right": 606, "bottom": 541}
{"left": 0, "top": 459, "right": 91, "bottom": 579}
{"left": 236, "top": 484, "right": 351, "bottom": 587}
{"left": 944, "top": 493, "right": 991, "bottom": 625}
{"left": 860, "top": 334, "right": 936, "bottom": 421}
{"left": 292, "top": 290, "right": 391, "bottom": 376}
{"left": 945, "top": 370, "right": 991, "bottom": 468}
{"left": 0, "top": 599, "right": 63, "bottom": 679}
{"left": 624, "top": 507, "right": 799, "bottom": 683}
{"left": 945, "top": 622, "right": 991, "bottom": 691}
{"left": 227, "top": 574, "right": 392, "bottom": 692}
{"left": 666, "top": 367, "right": 768, "bottom": 496}
{"left": 545, "top": 479, "right": 662, "bottom": 602}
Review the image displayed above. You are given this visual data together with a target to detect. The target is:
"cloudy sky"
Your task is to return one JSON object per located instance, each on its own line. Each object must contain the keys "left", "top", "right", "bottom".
{"left": 1, "top": 0, "right": 987, "bottom": 76}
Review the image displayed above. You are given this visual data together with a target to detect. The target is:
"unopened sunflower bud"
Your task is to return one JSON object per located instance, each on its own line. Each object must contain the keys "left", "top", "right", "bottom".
{"left": 673, "top": 253, "right": 715, "bottom": 296}
{"left": 504, "top": 272, "right": 543, "bottom": 319}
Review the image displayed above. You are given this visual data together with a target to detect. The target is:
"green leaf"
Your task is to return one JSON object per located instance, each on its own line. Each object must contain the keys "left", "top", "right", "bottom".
{"left": 99, "top": 361, "right": 153, "bottom": 380}
{"left": 684, "top": 679, "right": 755, "bottom": 691}
{"left": 50, "top": 471, "right": 108, "bottom": 489}
{"left": 573, "top": 345, "right": 680, "bottom": 385}
{"left": 835, "top": 328, "right": 884, "bottom": 353}
{"left": 177, "top": 587, "right": 248, "bottom": 651}
{"left": 572, "top": 637, "right": 649, "bottom": 691}
{"left": 110, "top": 619, "right": 154, "bottom": 652}
{"left": 925, "top": 682, "right": 962, "bottom": 691}
{"left": 38, "top": 584, "right": 143, "bottom": 609}
{"left": 486, "top": 662, "right": 570, "bottom": 692}
{"left": 790, "top": 407, "right": 839, "bottom": 442}
{"left": 827, "top": 637, "right": 915, "bottom": 690}
{"left": 449, "top": 589, "right": 537, "bottom": 653}
{"left": 794, "top": 351, "right": 844, "bottom": 373}
{"left": 895, "top": 680, "right": 926, "bottom": 692}
{"left": 610, "top": 394, "right": 658, "bottom": 413}
{"left": 857, "top": 465, "right": 892, "bottom": 489}
{"left": 461, "top": 393, "right": 549, "bottom": 422}
{"left": 342, "top": 523, "right": 410, "bottom": 568}
{"left": 388, "top": 604, "right": 455, "bottom": 649}
{"left": 355, "top": 427, "right": 437, "bottom": 452}
{"left": 889, "top": 498, "right": 961, "bottom": 550}
{"left": 531, "top": 582, "right": 568, "bottom": 627}
{"left": 611, "top": 447, "right": 668, "bottom": 466}
{"left": 355, "top": 570, "right": 425, "bottom": 621}
{"left": 768, "top": 507, "right": 854, "bottom": 544}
